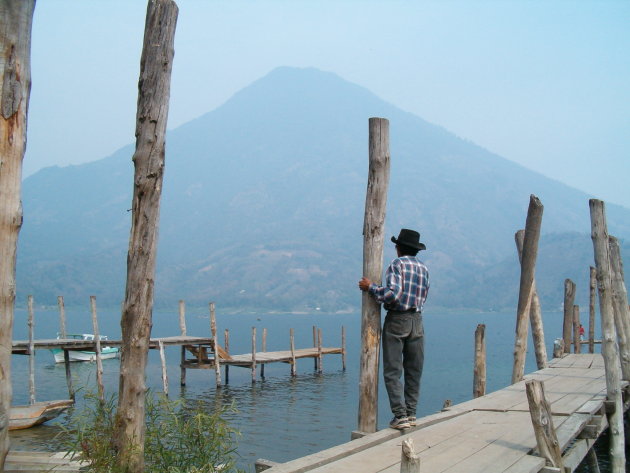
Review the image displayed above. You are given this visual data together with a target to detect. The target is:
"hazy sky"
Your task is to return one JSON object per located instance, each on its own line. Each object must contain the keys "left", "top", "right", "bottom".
{"left": 27, "top": 0, "right": 629, "bottom": 208}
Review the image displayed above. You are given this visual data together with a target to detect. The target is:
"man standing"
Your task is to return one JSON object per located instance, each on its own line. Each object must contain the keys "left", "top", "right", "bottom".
{"left": 358, "top": 228, "right": 429, "bottom": 430}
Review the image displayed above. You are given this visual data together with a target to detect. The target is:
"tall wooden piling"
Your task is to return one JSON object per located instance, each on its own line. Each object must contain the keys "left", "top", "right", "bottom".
{"left": 90, "top": 296, "right": 105, "bottom": 404}
{"left": 261, "top": 328, "right": 267, "bottom": 379}
{"left": 251, "top": 327, "right": 257, "bottom": 383}
{"left": 341, "top": 326, "right": 346, "bottom": 371}
{"left": 57, "top": 296, "right": 67, "bottom": 338}
{"left": 114, "top": 1, "right": 178, "bottom": 468}
{"left": 473, "top": 324, "right": 486, "bottom": 398}
{"left": 512, "top": 195, "right": 543, "bottom": 384}
{"left": 359, "top": 117, "right": 390, "bottom": 433}
{"left": 563, "top": 279, "right": 576, "bottom": 354}
{"left": 290, "top": 328, "right": 296, "bottom": 377}
{"left": 210, "top": 302, "right": 221, "bottom": 386}
{"left": 515, "top": 229, "right": 547, "bottom": 369}
{"left": 179, "top": 301, "right": 187, "bottom": 387}
{"left": 608, "top": 236, "right": 630, "bottom": 380}
{"left": 27, "top": 296, "right": 35, "bottom": 405}
{"left": 224, "top": 328, "right": 230, "bottom": 384}
{"left": 0, "top": 2, "right": 35, "bottom": 466}
{"left": 589, "top": 267, "right": 596, "bottom": 354}
{"left": 589, "top": 199, "right": 625, "bottom": 472}
{"left": 158, "top": 340, "right": 169, "bottom": 397}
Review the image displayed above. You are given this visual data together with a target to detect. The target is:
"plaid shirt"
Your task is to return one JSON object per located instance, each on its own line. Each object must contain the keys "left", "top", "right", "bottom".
{"left": 368, "top": 256, "right": 429, "bottom": 312}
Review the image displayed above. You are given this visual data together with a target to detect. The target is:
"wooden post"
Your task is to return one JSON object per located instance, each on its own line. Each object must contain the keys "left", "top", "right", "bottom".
{"left": 57, "top": 296, "right": 67, "bottom": 339}
{"left": 609, "top": 236, "right": 630, "bottom": 380}
{"left": 312, "top": 325, "right": 318, "bottom": 371}
{"left": 27, "top": 295, "right": 35, "bottom": 405}
{"left": 473, "top": 324, "right": 486, "bottom": 398}
{"left": 209, "top": 302, "right": 221, "bottom": 386}
{"left": 589, "top": 199, "right": 625, "bottom": 472}
{"left": 317, "top": 328, "right": 323, "bottom": 373}
{"left": 515, "top": 229, "right": 547, "bottom": 369}
{"left": 180, "top": 346, "right": 186, "bottom": 387}
{"left": 512, "top": 195, "right": 543, "bottom": 384}
{"left": 90, "top": 296, "right": 105, "bottom": 404}
{"left": 179, "top": 300, "right": 186, "bottom": 386}
{"left": 114, "top": 2, "right": 178, "bottom": 470}
{"left": 251, "top": 327, "right": 257, "bottom": 383}
{"left": 178, "top": 299, "right": 186, "bottom": 336}
{"left": 563, "top": 279, "right": 576, "bottom": 354}
{"left": 586, "top": 448, "right": 601, "bottom": 473}
{"left": 158, "top": 340, "right": 168, "bottom": 397}
{"left": 224, "top": 328, "right": 230, "bottom": 384}
{"left": 341, "top": 326, "right": 346, "bottom": 371}
{"left": 290, "top": 328, "right": 296, "bottom": 377}
{"left": 589, "top": 266, "right": 596, "bottom": 354}
{"left": 0, "top": 1, "right": 35, "bottom": 465}
{"left": 261, "top": 327, "right": 267, "bottom": 379}
{"left": 400, "top": 438, "right": 421, "bottom": 473}
{"left": 359, "top": 117, "right": 390, "bottom": 433}
{"left": 64, "top": 349, "right": 75, "bottom": 401}
{"left": 573, "top": 305, "right": 581, "bottom": 354}
{"left": 525, "top": 380, "right": 563, "bottom": 469}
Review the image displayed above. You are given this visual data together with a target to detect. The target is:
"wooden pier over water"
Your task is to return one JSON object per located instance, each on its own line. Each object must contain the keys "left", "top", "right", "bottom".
{"left": 258, "top": 353, "right": 628, "bottom": 473}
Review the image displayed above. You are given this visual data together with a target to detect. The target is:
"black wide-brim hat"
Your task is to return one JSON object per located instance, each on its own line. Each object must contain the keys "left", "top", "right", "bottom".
{"left": 391, "top": 228, "right": 426, "bottom": 251}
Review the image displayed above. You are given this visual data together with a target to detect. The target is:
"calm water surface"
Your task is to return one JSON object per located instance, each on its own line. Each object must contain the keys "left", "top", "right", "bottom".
{"left": 10, "top": 306, "right": 623, "bottom": 471}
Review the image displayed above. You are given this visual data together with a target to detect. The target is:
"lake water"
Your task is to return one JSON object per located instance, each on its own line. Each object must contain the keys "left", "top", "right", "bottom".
{"left": 9, "top": 305, "right": 620, "bottom": 471}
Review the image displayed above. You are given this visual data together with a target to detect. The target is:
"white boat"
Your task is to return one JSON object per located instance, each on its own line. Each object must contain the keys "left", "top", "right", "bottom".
{"left": 51, "top": 333, "right": 120, "bottom": 363}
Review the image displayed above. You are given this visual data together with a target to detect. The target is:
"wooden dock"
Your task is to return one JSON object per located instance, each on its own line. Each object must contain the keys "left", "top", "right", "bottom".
{"left": 4, "top": 450, "right": 85, "bottom": 472}
{"left": 258, "top": 353, "right": 628, "bottom": 473}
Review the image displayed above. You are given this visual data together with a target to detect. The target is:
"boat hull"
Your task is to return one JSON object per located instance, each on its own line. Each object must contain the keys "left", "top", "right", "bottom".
{"left": 9, "top": 400, "right": 74, "bottom": 430}
{"left": 51, "top": 347, "right": 119, "bottom": 363}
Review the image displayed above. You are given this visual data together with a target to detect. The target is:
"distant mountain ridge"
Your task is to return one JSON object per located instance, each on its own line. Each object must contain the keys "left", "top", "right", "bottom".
{"left": 17, "top": 67, "right": 629, "bottom": 313}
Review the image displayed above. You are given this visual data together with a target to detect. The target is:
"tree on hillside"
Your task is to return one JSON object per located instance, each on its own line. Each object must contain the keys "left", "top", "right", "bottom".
{"left": 0, "top": 0, "right": 35, "bottom": 468}
{"left": 113, "top": 1, "right": 178, "bottom": 471}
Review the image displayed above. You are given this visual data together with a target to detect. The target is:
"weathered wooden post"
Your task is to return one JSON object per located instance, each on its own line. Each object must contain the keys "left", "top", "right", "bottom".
{"left": 563, "top": 279, "right": 576, "bottom": 354}
{"left": 114, "top": 2, "right": 178, "bottom": 471}
{"left": 358, "top": 117, "right": 390, "bottom": 433}
{"left": 609, "top": 236, "right": 630, "bottom": 380}
{"left": 224, "top": 328, "right": 230, "bottom": 384}
{"left": 0, "top": 1, "right": 35, "bottom": 465}
{"left": 573, "top": 305, "right": 581, "bottom": 354}
{"left": 158, "top": 340, "right": 169, "bottom": 397}
{"left": 400, "top": 438, "right": 421, "bottom": 473}
{"left": 515, "top": 229, "right": 547, "bottom": 369}
{"left": 251, "top": 327, "right": 257, "bottom": 383}
{"left": 317, "top": 328, "right": 323, "bottom": 374}
{"left": 27, "top": 296, "right": 35, "bottom": 405}
{"left": 290, "top": 328, "right": 296, "bottom": 377}
{"left": 261, "top": 327, "right": 267, "bottom": 379}
{"left": 178, "top": 299, "right": 186, "bottom": 336}
{"left": 210, "top": 302, "right": 221, "bottom": 386}
{"left": 312, "top": 325, "right": 318, "bottom": 371}
{"left": 589, "top": 199, "right": 625, "bottom": 472}
{"left": 589, "top": 267, "right": 596, "bottom": 354}
{"left": 341, "top": 326, "right": 346, "bottom": 371}
{"left": 473, "top": 324, "right": 486, "bottom": 398}
{"left": 512, "top": 195, "right": 543, "bottom": 384}
{"left": 90, "top": 296, "right": 105, "bottom": 404}
{"left": 525, "top": 380, "right": 563, "bottom": 469}
{"left": 57, "top": 296, "right": 67, "bottom": 338}
{"left": 179, "top": 300, "right": 186, "bottom": 386}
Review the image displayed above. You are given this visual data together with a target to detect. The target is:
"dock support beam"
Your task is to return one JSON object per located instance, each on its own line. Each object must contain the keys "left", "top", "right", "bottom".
{"left": 358, "top": 117, "right": 390, "bottom": 433}
{"left": 589, "top": 198, "right": 626, "bottom": 472}
{"left": 525, "top": 380, "right": 563, "bottom": 469}
{"left": 473, "top": 324, "right": 486, "bottom": 398}
{"left": 512, "top": 195, "right": 543, "bottom": 384}
{"left": 563, "top": 279, "right": 576, "bottom": 354}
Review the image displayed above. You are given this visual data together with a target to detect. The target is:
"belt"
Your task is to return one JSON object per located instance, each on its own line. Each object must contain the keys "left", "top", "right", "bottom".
{"left": 387, "top": 308, "right": 420, "bottom": 315}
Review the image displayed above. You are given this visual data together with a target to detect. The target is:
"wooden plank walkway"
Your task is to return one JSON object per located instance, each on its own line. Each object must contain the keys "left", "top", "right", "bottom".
{"left": 260, "top": 354, "right": 624, "bottom": 473}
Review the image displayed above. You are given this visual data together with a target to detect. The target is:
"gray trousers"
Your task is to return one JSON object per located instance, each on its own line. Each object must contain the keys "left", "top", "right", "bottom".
{"left": 382, "top": 310, "right": 424, "bottom": 418}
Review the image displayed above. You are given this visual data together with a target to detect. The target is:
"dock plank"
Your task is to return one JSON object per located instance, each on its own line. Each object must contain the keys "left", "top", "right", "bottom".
{"left": 262, "top": 354, "right": 614, "bottom": 473}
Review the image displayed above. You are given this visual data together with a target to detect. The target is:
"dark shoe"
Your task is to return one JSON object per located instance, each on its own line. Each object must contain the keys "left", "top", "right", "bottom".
{"left": 389, "top": 416, "right": 410, "bottom": 430}
{"left": 407, "top": 416, "right": 417, "bottom": 426}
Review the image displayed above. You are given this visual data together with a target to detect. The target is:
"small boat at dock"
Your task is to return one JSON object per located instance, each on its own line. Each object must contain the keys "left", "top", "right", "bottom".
{"left": 9, "top": 399, "right": 74, "bottom": 430}
{"left": 50, "top": 333, "right": 120, "bottom": 363}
